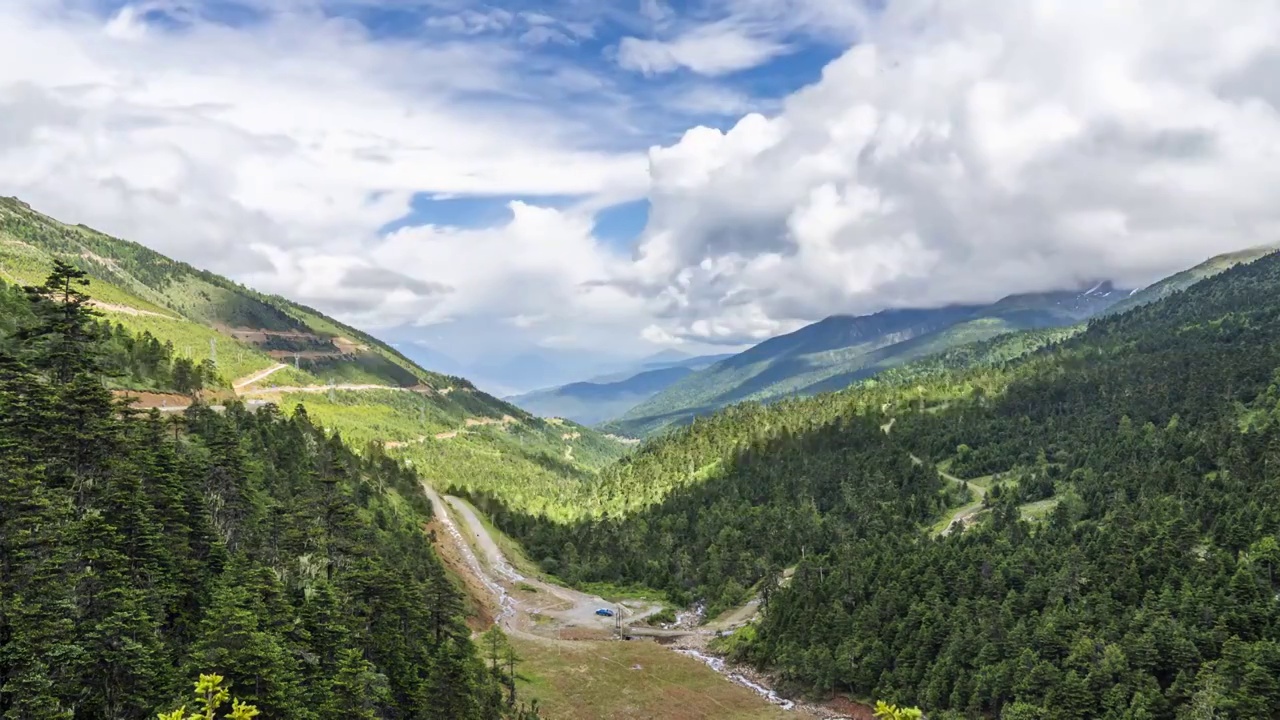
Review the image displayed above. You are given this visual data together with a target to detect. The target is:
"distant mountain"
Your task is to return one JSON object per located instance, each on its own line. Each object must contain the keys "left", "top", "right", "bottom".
{"left": 459, "top": 347, "right": 652, "bottom": 396}
{"left": 609, "top": 282, "right": 1128, "bottom": 437}
{"left": 586, "top": 352, "right": 736, "bottom": 384}
{"left": 639, "top": 348, "right": 691, "bottom": 364}
{"left": 400, "top": 342, "right": 467, "bottom": 377}
{"left": 507, "top": 365, "right": 697, "bottom": 425}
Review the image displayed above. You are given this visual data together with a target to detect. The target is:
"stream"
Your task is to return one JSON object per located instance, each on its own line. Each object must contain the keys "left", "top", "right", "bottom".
{"left": 675, "top": 648, "right": 797, "bottom": 711}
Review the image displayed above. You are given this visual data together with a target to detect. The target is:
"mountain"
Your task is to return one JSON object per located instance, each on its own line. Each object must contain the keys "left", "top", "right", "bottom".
{"left": 0, "top": 196, "right": 456, "bottom": 391}
{"left": 1102, "top": 243, "right": 1280, "bottom": 317}
{"left": 0, "top": 196, "right": 629, "bottom": 517}
{"left": 482, "top": 246, "right": 1280, "bottom": 717}
{"left": 506, "top": 352, "right": 736, "bottom": 424}
{"left": 640, "top": 348, "right": 691, "bottom": 364}
{"left": 400, "top": 341, "right": 467, "bottom": 377}
{"left": 610, "top": 282, "right": 1127, "bottom": 437}
{"left": 506, "top": 365, "right": 696, "bottom": 425}
{"left": 0, "top": 202, "right": 557, "bottom": 714}
{"left": 460, "top": 348, "right": 643, "bottom": 396}
{"left": 584, "top": 352, "right": 735, "bottom": 384}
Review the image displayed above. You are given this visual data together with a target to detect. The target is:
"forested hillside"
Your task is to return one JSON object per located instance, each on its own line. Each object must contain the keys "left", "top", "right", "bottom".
{"left": 479, "top": 250, "right": 1280, "bottom": 718}
{"left": 0, "top": 196, "right": 447, "bottom": 389}
{"left": 611, "top": 283, "right": 1125, "bottom": 438}
{"left": 0, "top": 265, "right": 540, "bottom": 718}
{"left": 1, "top": 278, "right": 221, "bottom": 394}
{"left": 0, "top": 197, "right": 630, "bottom": 525}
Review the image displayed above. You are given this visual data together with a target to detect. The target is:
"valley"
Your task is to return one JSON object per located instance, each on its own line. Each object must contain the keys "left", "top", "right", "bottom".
{"left": 6, "top": 194, "right": 1280, "bottom": 719}
{"left": 419, "top": 482, "right": 836, "bottom": 719}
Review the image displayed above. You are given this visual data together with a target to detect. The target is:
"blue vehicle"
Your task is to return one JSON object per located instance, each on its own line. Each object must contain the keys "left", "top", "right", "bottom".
{"left": 595, "top": 608, "right": 615, "bottom": 617}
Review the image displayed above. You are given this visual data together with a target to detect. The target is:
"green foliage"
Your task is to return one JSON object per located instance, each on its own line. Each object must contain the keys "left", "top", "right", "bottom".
{"left": 1, "top": 276, "right": 223, "bottom": 393}
{"left": 158, "top": 674, "right": 260, "bottom": 720}
{"left": 108, "top": 313, "right": 273, "bottom": 384}
{"left": 477, "top": 249, "right": 1280, "bottom": 716}
{"left": 0, "top": 267, "right": 538, "bottom": 719}
{"left": 647, "top": 607, "right": 677, "bottom": 625}
{"left": 873, "top": 700, "right": 923, "bottom": 720}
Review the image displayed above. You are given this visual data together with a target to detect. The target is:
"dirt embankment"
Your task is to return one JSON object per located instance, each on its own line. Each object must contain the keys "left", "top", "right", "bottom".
{"left": 464, "top": 415, "right": 516, "bottom": 428}
{"left": 89, "top": 301, "right": 176, "bottom": 319}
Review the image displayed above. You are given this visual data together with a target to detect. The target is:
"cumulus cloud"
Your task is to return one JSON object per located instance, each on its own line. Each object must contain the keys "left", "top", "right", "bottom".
{"left": 622, "top": 0, "right": 1280, "bottom": 344}
{"left": 0, "top": 0, "right": 650, "bottom": 339}
{"left": 249, "top": 201, "right": 647, "bottom": 335}
{"left": 7, "top": 0, "right": 1280, "bottom": 359}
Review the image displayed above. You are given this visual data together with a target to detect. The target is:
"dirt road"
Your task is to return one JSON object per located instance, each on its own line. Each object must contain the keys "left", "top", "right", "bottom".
{"left": 421, "top": 483, "right": 668, "bottom": 638}
{"left": 239, "top": 382, "right": 403, "bottom": 396}
{"left": 420, "top": 484, "right": 844, "bottom": 716}
{"left": 232, "top": 362, "right": 289, "bottom": 390}
{"left": 89, "top": 301, "right": 177, "bottom": 319}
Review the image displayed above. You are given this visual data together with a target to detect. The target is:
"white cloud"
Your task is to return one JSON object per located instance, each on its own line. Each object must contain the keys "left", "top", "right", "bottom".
{"left": 249, "top": 201, "right": 647, "bottom": 340}
{"left": 640, "top": 324, "right": 683, "bottom": 345}
{"left": 8, "top": 0, "right": 1280, "bottom": 361}
{"left": 621, "top": 0, "right": 1280, "bottom": 344}
{"left": 666, "top": 84, "right": 760, "bottom": 116}
{"left": 425, "top": 9, "right": 515, "bottom": 34}
{"left": 616, "top": 24, "right": 787, "bottom": 76}
{"left": 638, "top": 0, "right": 675, "bottom": 26}
{"left": 0, "top": 0, "right": 650, "bottom": 342}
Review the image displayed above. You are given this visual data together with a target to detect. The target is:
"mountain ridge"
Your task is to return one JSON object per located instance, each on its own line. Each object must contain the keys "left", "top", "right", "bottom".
{"left": 609, "top": 281, "right": 1131, "bottom": 437}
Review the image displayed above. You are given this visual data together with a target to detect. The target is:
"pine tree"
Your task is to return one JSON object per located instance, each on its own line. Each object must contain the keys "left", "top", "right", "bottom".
{"left": 186, "top": 562, "right": 308, "bottom": 719}
{"left": 18, "top": 260, "right": 102, "bottom": 385}
{"left": 0, "top": 454, "right": 80, "bottom": 720}
{"left": 323, "top": 649, "right": 391, "bottom": 720}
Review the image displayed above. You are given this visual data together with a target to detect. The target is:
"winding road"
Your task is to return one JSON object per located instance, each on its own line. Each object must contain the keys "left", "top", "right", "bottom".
{"left": 418, "top": 482, "right": 833, "bottom": 716}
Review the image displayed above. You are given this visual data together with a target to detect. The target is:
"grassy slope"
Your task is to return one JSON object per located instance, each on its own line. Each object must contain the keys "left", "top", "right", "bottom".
{"left": 1, "top": 216, "right": 281, "bottom": 383}
{"left": 284, "top": 389, "right": 628, "bottom": 520}
{"left": 0, "top": 197, "right": 630, "bottom": 515}
{"left": 0, "top": 196, "right": 446, "bottom": 388}
{"left": 512, "top": 637, "right": 788, "bottom": 720}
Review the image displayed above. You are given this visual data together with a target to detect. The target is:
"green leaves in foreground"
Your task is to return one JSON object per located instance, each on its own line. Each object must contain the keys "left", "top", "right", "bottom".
{"left": 158, "top": 674, "right": 259, "bottom": 720}
{"left": 873, "top": 701, "right": 923, "bottom": 719}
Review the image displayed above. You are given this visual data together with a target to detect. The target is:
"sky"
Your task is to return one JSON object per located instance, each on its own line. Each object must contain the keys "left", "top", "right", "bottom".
{"left": 3, "top": 0, "right": 1280, "bottom": 391}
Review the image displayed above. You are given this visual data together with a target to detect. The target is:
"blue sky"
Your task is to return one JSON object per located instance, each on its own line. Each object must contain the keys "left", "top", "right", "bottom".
{"left": 98, "top": 0, "right": 848, "bottom": 247}
{"left": 321, "top": 0, "right": 848, "bottom": 256}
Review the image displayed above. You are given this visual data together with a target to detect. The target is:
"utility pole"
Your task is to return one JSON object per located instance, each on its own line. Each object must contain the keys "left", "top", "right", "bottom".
{"left": 209, "top": 338, "right": 217, "bottom": 366}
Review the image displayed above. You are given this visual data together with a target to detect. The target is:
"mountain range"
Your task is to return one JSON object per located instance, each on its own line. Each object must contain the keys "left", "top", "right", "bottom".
{"left": 606, "top": 281, "right": 1131, "bottom": 436}
{"left": 9, "top": 191, "right": 1280, "bottom": 718}
{"left": 504, "top": 352, "right": 731, "bottom": 425}
{"left": 481, "top": 235, "right": 1280, "bottom": 718}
